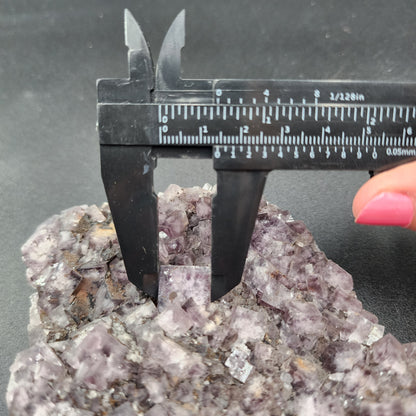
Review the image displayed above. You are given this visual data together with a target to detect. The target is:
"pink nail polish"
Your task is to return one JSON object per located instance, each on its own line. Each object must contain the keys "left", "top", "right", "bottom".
{"left": 355, "top": 192, "right": 413, "bottom": 227}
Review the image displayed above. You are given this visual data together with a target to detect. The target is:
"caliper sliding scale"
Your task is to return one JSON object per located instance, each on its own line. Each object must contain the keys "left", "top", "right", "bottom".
{"left": 97, "top": 10, "right": 416, "bottom": 302}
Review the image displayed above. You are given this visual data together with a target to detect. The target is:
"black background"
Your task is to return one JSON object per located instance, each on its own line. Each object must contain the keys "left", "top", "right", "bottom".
{"left": 1, "top": 1, "right": 416, "bottom": 413}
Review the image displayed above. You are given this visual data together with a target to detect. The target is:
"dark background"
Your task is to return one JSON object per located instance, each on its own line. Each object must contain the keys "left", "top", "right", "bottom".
{"left": 1, "top": 0, "right": 416, "bottom": 413}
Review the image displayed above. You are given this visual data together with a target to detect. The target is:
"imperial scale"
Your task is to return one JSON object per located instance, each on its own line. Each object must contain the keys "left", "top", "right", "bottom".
{"left": 97, "top": 10, "right": 416, "bottom": 302}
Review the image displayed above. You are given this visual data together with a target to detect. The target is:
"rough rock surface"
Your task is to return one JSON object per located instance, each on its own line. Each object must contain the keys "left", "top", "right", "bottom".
{"left": 7, "top": 184, "right": 416, "bottom": 415}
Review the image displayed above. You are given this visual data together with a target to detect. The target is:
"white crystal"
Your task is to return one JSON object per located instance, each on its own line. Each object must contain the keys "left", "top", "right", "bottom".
{"left": 225, "top": 344, "right": 253, "bottom": 383}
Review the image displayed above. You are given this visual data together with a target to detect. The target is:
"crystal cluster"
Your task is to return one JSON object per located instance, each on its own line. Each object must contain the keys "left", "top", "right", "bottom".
{"left": 7, "top": 184, "right": 416, "bottom": 415}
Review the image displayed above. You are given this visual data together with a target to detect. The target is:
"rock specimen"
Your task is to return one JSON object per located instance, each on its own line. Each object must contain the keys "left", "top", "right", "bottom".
{"left": 7, "top": 184, "right": 416, "bottom": 415}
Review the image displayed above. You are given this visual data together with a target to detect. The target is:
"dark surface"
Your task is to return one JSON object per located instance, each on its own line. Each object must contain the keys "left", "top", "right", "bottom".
{"left": 1, "top": 0, "right": 415, "bottom": 413}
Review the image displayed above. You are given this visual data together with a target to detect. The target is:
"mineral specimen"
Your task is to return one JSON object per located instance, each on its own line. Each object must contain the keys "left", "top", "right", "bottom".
{"left": 7, "top": 184, "right": 416, "bottom": 415}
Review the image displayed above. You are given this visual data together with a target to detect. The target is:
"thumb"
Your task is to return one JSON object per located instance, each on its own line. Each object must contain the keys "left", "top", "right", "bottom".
{"left": 352, "top": 160, "right": 416, "bottom": 230}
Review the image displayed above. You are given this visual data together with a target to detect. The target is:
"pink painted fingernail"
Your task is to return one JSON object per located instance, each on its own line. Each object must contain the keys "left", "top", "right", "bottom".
{"left": 355, "top": 192, "right": 413, "bottom": 227}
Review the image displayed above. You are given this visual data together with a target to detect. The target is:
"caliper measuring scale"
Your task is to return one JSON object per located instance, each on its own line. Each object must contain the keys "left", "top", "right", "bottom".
{"left": 97, "top": 10, "right": 416, "bottom": 302}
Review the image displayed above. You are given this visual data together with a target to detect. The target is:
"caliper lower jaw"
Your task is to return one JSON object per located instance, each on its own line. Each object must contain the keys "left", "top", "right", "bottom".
{"left": 101, "top": 146, "right": 159, "bottom": 301}
{"left": 212, "top": 152, "right": 270, "bottom": 300}
{"left": 97, "top": 11, "right": 159, "bottom": 301}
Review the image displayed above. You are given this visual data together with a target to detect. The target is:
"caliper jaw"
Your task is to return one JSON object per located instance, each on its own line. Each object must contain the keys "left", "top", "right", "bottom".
{"left": 211, "top": 169, "right": 269, "bottom": 300}
{"left": 98, "top": 10, "right": 159, "bottom": 301}
{"left": 101, "top": 146, "right": 159, "bottom": 301}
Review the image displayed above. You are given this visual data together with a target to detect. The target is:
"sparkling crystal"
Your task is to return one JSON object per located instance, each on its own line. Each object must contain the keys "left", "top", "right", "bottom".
{"left": 225, "top": 344, "right": 253, "bottom": 383}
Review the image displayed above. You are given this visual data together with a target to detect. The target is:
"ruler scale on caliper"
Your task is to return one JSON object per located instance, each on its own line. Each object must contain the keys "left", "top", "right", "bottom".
{"left": 97, "top": 10, "right": 416, "bottom": 302}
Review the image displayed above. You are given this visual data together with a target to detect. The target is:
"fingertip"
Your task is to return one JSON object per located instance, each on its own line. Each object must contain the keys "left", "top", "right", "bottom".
{"left": 354, "top": 192, "right": 413, "bottom": 227}
{"left": 352, "top": 161, "right": 416, "bottom": 229}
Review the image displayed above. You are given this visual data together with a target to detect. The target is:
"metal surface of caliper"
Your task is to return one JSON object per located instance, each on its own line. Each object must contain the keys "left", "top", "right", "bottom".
{"left": 97, "top": 10, "right": 416, "bottom": 302}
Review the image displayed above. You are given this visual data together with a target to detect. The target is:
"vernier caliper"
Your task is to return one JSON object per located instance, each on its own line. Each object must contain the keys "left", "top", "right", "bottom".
{"left": 97, "top": 10, "right": 416, "bottom": 302}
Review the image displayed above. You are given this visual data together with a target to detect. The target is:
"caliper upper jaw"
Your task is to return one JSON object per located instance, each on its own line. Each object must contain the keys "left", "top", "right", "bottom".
{"left": 98, "top": 10, "right": 159, "bottom": 301}
{"left": 155, "top": 10, "right": 213, "bottom": 99}
{"left": 155, "top": 10, "right": 185, "bottom": 92}
{"left": 97, "top": 9, "right": 154, "bottom": 104}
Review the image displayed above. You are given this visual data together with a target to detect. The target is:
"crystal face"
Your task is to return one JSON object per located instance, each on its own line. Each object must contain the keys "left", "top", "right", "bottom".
{"left": 8, "top": 185, "right": 416, "bottom": 416}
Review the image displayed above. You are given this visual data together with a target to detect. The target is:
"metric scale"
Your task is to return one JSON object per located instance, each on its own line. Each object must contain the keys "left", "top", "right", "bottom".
{"left": 97, "top": 10, "right": 416, "bottom": 302}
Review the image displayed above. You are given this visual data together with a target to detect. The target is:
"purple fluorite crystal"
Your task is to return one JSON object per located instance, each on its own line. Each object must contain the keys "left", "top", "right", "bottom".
{"left": 7, "top": 184, "right": 416, "bottom": 416}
